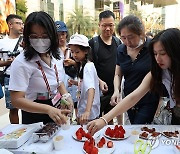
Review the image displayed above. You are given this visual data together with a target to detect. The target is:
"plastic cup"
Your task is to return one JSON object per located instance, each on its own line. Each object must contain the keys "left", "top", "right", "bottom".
{"left": 53, "top": 135, "right": 64, "bottom": 151}
{"left": 61, "top": 116, "right": 70, "bottom": 130}
{"left": 129, "top": 130, "right": 139, "bottom": 144}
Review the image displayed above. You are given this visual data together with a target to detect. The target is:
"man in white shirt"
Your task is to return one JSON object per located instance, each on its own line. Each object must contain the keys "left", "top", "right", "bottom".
{"left": 0, "top": 14, "right": 23, "bottom": 124}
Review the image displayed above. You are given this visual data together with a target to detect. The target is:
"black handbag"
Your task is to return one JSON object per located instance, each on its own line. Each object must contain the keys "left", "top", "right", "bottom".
{"left": 0, "top": 66, "right": 9, "bottom": 86}
{"left": 64, "top": 65, "right": 77, "bottom": 78}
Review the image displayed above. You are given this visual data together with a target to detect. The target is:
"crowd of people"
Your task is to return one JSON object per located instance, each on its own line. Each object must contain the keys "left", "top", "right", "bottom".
{"left": 0, "top": 10, "right": 179, "bottom": 130}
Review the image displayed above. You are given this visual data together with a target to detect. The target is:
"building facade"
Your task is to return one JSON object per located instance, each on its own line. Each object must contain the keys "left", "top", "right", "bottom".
{"left": 24, "top": 0, "right": 180, "bottom": 36}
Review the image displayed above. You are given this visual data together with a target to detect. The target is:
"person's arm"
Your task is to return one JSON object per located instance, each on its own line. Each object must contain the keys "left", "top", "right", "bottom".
{"left": 63, "top": 58, "right": 77, "bottom": 67}
{"left": 80, "top": 88, "right": 95, "bottom": 124}
{"left": 87, "top": 72, "right": 152, "bottom": 135}
{"left": 110, "top": 65, "right": 122, "bottom": 106}
{"left": 58, "top": 82, "right": 74, "bottom": 112}
{"left": 10, "top": 91, "right": 70, "bottom": 125}
{"left": 58, "top": 82, "right": 68, "bottom": 95}
{"left": 0, "top": 58, "right": 14, "bottom": 67}
{"left": 99, "top": 78, "right": 108, "bottom": 93}
{"left": 68, "top": 79, "right": 78, "bottom": 86}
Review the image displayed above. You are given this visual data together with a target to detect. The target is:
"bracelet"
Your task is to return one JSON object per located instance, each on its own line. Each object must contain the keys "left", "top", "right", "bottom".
{"left": 62, "top": 93, "right": 71, "bottom": 99}
{"left": 100, "top": 117, "right": 108, "bottom": 126}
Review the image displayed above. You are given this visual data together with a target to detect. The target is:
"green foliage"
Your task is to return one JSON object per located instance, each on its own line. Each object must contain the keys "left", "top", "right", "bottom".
{"left": 128, "top": 9, "right": 142, "bottom": 20}
{"left": 15, "top": 0, "right": 27, "bottom": 22}
{"left": 66, "top": 8, "right": 95, "bottom": 38}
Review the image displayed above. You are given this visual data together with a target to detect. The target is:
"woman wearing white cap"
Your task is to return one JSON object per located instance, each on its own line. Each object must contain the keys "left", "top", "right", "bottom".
{"left": 68, "top": 34, "right": 100, "bottom": 125}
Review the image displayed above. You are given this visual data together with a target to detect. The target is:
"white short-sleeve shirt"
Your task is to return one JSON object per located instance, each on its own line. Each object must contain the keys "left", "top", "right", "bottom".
{"left": 0, "top": 36, "right": 23, "bottom": 75}
{"left": 9, "top": 52, "right": 65, "bottom": 101}
{"left": 77, "top": 62, "right": 100, "bottom": 120}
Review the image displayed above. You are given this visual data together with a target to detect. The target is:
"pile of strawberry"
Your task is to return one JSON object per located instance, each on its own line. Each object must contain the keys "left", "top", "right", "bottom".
{"left": 75, "top": 127, "right": 113, "bottom": 154}
{"left": 75, "top": 127, "right": 92, "bottom": 140}
{"left": 105, "top": 125, "right": 126, "bottom": 139}
{"left": 83, "top": 136, "right": 113, "bottom": 154}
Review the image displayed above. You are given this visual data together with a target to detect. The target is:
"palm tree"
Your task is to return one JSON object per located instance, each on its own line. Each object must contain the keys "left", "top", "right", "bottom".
{"left": 66, "top": 8, "right": 95, "bottom": 38}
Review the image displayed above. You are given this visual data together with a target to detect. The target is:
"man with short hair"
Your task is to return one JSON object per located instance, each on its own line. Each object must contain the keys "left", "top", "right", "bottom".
{"left": 89, "top": 10, "right": 121, "bottom": 124}
{"left": 0, "top": 14, "right": 24, "bottom": 124}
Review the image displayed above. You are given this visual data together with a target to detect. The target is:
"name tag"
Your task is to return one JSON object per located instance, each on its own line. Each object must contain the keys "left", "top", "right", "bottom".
{"left": 37, "top": 92, "right": 50, "bottom": 100}
{"left": 52, "top": 93, "right": 62, "bottom": 108}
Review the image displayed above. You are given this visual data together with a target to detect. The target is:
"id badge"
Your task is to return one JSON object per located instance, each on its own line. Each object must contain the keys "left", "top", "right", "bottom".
{"left": 52, "top": 93, "right": 62, "bottom": 108}
{"left": 37, "top": 92, "right": 50, "bottom": 100}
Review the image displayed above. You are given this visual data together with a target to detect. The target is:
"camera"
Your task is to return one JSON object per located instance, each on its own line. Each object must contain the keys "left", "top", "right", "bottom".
{"left": 7, "top": 50, "right": 20, "bottom": 57}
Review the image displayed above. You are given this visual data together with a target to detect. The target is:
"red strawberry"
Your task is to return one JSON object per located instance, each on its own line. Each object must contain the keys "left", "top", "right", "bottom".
{"left": 119, "top": 125, "right": 123, "bottom": 130}
{"left": 114, "top": 131, "right": 120, "bottom": 138}
{"left": 119, "top": 131, "right": 124, "bottom": 138}
{"left": 90, "top": 138, "right": 95, "bottom": 146}
{"left": 79, "top": 127, "right": 83, "bottom": 133}
{"left": 121, "top": 128, "right": 125, "bottom": 134}
{"left": 85, "top": 133, "right": 92, "bottom": 140}
{"left": 100, "top": 137, "right": 106, "bottom": 144}
{"left": 114, "top": 125, "right": 119, "bottom": 130}
{"left": 97, "top": 141, "right": 104, "bottom": 148}
{"left": 105, "top": 127, "right": 111, "bottom": 136}
{"left": 75, "top": 130, "right": 80, "bottom": 136}
{"left": 91, "top": 147, "right": 98, "bottom": 154}
{"left": 76, "top": 133, "right": 82, "bottom": 140}
{"left": 85, "top": 145, "right": 92, "bottom": 153}
{"left": 84, "top": 140, "right": 90, "bottom": 147}
{"left": 81, "top": 129, "right": 86, "bottom": 137}
{"left": 109, "top": 129, "right": 114, "bottom": 138}
{"left": 107, "top": 141, "right": 113, "bottom": 148}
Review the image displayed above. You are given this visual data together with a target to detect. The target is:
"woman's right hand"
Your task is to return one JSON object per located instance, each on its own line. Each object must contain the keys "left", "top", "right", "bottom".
{"left": 47, "top": 106, "right": 71, "bottom": 125}
{"left": 110, "top": 91, "right": 120, "bottom": 106}
{"left": 87, "top": 118, "right": 106, "bottom": 136}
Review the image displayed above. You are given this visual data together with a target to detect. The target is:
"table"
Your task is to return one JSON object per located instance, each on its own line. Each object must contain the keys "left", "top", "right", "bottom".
{"left": 0, "top": 124, "right": 179, "bottom": 154}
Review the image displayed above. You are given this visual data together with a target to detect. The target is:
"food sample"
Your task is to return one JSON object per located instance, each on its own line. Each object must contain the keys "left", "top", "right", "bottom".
{"left": 1, "top": 128, "right": 27, "bottom": 140}
{"left": 32, "top": 122, "right": 60, "bottom": 142}
{"left": 139, "top": 132, "right": 149, "bottom": 139}
{"left": 0, "top": 126, "right": 36, "bottom": 149}
{"left": 151, "top": 131, "right": 161, "bottom": 137}
{"left": 105, "top": 125, "right": 126, "bottom": 139}
{"left": 163, "top": 131, "right": 179, "bottom": 138}
{"left": 141, "top": 127, "right": 156, "bottom": 133}
{"left": 140, "top": 126, "right": 161, "bottom": 139}
{"left": 83, "top": 136, "right": 114, "bottom": 154}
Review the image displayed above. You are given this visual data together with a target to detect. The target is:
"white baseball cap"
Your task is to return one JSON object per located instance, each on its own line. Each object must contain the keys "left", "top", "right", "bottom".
{"left": 68, "top": 34, "right": 90, "bottom": 47}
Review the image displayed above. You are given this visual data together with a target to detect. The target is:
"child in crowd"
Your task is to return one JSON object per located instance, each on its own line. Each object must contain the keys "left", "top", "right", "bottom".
{"left": 68, "top": 34, "right": 100, "bottom": 125}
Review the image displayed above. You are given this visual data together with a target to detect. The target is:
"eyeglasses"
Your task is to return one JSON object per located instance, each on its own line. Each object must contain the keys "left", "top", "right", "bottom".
{"left": 100, "top": 24, "right": 115, "bottom": 29}
{"left": 13, "top": 22, "right": 24, "bottom": 26}
{"left": 29, "top": 34, "right": 49, "bottom": 39}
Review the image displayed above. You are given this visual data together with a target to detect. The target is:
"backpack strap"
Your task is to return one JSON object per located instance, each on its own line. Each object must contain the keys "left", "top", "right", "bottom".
{"left": 92, "top": 36, "right": 121, "bottom": 62}
{"left": 92, "top": 36, "right": 99, "bottom": 62}
{"left": 112, "top": 36, "right": 122, "bottom": 47}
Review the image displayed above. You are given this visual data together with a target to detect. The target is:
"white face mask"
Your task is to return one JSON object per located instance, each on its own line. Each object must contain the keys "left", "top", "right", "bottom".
{"left": 134, "top": 39, "right": 144, "bottom": 49}
{"left": 30, "top": 39, "right": 51, "bottom": 53}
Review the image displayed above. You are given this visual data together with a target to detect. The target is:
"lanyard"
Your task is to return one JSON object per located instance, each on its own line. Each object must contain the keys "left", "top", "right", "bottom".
{"left": 36, "top": 61, "right": 59, "bottom": 97}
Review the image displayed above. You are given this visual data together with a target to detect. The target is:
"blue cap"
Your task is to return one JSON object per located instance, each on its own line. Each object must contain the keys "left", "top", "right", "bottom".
{"left": 55, "top": 21, "right": 68, "bottom": 32}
